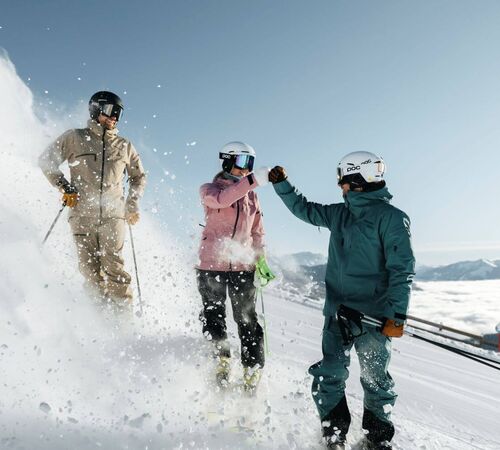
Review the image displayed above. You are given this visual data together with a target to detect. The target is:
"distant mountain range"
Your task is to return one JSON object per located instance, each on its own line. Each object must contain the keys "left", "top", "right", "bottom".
{"left": 270, "top": 254, "right": 500, "bottom": 302}
{"left": 416, "top": 259, "right": 500, "bottom": 281}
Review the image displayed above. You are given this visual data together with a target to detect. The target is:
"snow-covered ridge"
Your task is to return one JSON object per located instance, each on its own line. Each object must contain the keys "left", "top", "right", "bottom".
{"left": 273, "top": 255, "right": 500, "bottom": 292}
{"left": 416, "top": 258, "right": 500, "bottom": 281}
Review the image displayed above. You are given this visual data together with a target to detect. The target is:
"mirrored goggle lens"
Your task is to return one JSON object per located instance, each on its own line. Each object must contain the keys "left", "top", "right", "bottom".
{"left": 101, "top": 103, "right": 123, "bottom": 120}
{"left": 336, "top": 167, "right": 343, "bottom": 183}
{"left": 234, "top": 154, "right": 254, "bottom": 171}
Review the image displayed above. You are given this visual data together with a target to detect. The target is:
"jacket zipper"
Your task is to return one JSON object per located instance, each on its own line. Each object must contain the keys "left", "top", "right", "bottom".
{"left": 99, "top": 131, "right": 106, "bottom": 224}
{"left": 229, "top": 199, "right": 241, "bottom": 271}
{"left": 231, "top": 200, "right": 240, "bottom": 239}
{"left": 339, "top": 222, "right": 350, "bottom": 303}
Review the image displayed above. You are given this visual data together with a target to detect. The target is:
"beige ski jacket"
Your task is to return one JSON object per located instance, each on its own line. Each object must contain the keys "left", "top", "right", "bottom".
{"left": 39, "top": 120, "right": 146, "bottom": 220}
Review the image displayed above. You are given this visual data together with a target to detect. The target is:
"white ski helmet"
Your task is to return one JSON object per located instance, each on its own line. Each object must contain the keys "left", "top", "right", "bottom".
{"left": 219, "top": 141, "right": 256, "bottom": 172}
{"left": 337, "top": 151, "right": 385, "bottom": 187}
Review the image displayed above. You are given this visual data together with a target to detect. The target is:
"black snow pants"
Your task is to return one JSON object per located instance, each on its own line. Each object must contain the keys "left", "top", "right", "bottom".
{"left": 196, "top": 269, "right": 265, "bottom": 368}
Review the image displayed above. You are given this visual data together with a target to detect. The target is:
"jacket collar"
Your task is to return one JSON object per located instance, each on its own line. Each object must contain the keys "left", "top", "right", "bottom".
{"left": 344, "top": 186, "right": 393, "bottom": 218}
{"left": 213, "top": 171, "right": 239, "bottom": 184}
{"left": 87, "top": 119, "right": 118, "bottom": 138}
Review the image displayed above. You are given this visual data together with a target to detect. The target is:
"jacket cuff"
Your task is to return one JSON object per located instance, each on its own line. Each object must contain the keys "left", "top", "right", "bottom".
{"left": 273, "top": 179, "right": 293, "bottom": 195}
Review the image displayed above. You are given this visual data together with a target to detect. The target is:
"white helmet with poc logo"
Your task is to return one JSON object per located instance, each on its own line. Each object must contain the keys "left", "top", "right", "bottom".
{"left": 219, "top": 141, "right": 256, "bottom": 173}
{"left": 337, "top": 151, "right": 386, "bottom": 187}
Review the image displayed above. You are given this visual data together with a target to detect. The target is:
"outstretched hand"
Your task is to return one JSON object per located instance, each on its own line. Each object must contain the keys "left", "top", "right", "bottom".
{"left": 269, "top": 166, "right": 287, "bottom": 184}
{"left": 253, "top": 166, "right": 271, "bottom": 187}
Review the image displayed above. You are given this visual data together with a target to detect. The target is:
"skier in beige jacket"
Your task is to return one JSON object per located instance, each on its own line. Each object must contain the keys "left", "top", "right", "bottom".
{"left": 39, "top": 91, "right": 146, "bottom": 310}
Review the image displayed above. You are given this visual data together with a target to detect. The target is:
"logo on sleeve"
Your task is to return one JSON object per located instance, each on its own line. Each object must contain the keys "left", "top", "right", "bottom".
{"left": 403, "top": 217, "right": 411, "bottom": 237}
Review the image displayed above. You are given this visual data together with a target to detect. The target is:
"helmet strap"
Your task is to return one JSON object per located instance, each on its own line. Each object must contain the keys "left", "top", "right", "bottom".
{"left": 222, "top": 159, "right": 234, "bottom": 173}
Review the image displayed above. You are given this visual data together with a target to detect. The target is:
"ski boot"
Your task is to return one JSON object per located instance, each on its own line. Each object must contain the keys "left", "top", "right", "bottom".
{"left": 215, "top": 356, "right": 230, "bottom": 388}
{"left": 324, "top": 434, "right": 346, "bottom": 449}
{"left": 361, "top": 438, "right": 392, "bottom": 449}
{"left": 242, "top": 365, "right": 261, "bottom": 395}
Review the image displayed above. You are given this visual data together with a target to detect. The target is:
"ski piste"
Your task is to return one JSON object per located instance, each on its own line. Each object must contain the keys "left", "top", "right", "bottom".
{"left": 205, "top": 364, "right": 271, "bottom": 447}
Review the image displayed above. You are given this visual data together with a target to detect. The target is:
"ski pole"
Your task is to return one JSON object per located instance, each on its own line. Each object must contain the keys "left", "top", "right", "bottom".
{"left": 361, "top": 315, "right": 500, "bottom": 371}
{"left": 258, "top": 287, "right": 270, "bottom": 356}
{"left": 42, "top": 203, "right": 66, "bottom": 246}
{"left": 254, "top": 257, "right": 276, "bottom": 356}
{"left": 406, "top": 314, "right": 484, "bottom": 342}
{"left": 128, "top": 223, "right": 143, "bottom": 316}
{"left": 405, "top": 329, "right": 500, "bottom": 371}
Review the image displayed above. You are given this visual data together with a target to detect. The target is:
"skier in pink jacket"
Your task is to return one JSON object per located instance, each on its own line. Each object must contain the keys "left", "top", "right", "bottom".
{"left": 197, "top": 141, "right": 269, "bottom": 391}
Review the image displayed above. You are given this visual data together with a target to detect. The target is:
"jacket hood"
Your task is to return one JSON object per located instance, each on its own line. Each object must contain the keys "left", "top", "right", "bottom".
{"left": 344, "top": 186, "right": 393, "bottom": 217}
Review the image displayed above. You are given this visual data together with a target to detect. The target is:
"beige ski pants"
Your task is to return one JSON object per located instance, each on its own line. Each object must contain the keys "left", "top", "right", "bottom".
{"left": 69, "top": 216, "right": 132, "bottom": 307}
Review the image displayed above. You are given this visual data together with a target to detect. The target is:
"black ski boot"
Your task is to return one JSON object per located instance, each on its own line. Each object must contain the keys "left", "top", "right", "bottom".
{"left": 361, "top": 409, "right": 394, "bottom": 449}
{"left": 321, "top": 396, "right": 351, "bottom": 449}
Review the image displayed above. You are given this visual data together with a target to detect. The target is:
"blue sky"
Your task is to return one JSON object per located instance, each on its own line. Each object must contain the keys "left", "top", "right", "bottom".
{"left": 2, "top": 0, "right": 500, "bottom": 265}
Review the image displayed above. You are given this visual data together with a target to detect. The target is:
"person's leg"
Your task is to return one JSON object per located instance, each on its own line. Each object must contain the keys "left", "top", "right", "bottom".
{"left": 196, "top": 270, "right": 230, "bottom": 358}
{"left": 227, "top": 271, "right": 264, "bottom": 369}
{"left": 99, "top": 219, "right": 132, "bottom": 311}
{"left": 354, "top": 326, "right": 397, "bottom": 445}
{"left": 309, "top": 316, "right": 353, "bottom": 442}
{"left": 69, "top": 217, "right": 104, "bottom": 300}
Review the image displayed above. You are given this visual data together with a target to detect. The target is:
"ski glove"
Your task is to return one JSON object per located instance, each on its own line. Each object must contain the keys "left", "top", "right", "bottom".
{"left": 126, "top": 211, "right": 140, "bottom": 225}
{"left": 58, "top": 181, "right": 79, "bottom": 208}
{"left": 382, "top": 319, "right": 405, "bottom": 338}
{"left": 269, "top": 166, "right": 287, "bottom": 184}
{"left": 62, "top": 193, "right": 78, "bottom": 208}
{"left": 254, "top": 255, "right": 276, "bottom": 288}
{"left": 253, "top": 166, "right": 271, "bottom": 187}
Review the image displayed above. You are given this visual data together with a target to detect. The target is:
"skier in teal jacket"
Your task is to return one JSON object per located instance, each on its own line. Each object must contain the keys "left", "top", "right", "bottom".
{"left": 269, "top": 152, "right": 415, "bottom": 450}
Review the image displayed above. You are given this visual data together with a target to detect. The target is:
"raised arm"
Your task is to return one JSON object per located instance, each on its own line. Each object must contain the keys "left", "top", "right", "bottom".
{"left": 200, "top": 174, "right": 258, "bottom": 209}
{"left": 273, "top": 178, "right": 334, "bottom": 229}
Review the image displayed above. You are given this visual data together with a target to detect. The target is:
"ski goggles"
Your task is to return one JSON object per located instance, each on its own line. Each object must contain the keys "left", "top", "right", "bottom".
{"left": 336, "top": 167, "right": 343, "bottom": 184}
{"left": 219, "top": 153, "right": 255, "bottom": 171}
{"left": 100, "top": 103, "right": 123, "bottom": 121}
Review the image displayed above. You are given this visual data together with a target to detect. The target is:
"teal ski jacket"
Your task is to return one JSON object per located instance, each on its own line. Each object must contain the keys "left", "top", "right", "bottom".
{"left": 274, "top": 180, "right": 415, "bottom": 320}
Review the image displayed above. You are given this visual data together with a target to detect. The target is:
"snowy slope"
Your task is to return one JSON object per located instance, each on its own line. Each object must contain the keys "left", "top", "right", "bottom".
{"left": 1, "top": 54, "right": 500, "bottom": 450}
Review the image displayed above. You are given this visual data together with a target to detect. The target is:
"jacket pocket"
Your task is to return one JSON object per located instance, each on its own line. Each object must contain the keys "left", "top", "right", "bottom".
{"left": 75, "top": 153, "right": 97, "bottom": 161}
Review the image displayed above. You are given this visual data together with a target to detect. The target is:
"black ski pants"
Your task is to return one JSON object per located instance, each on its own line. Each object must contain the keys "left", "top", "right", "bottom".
{"left": 196, "top": 269, "right": 264, "bottom": 368}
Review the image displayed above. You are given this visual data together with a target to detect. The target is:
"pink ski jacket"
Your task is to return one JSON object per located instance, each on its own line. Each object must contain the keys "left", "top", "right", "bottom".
{"left": 197, "top": 172, "right": 265, "bottom": 272}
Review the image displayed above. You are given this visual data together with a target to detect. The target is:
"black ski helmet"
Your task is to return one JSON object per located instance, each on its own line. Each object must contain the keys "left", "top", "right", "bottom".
{"left": 88, "top": 91, "right": 124, "bottom": 121}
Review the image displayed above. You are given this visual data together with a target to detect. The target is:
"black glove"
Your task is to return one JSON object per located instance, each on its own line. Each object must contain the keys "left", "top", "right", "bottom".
{"left": 57, "top": 178, "right": 78, "bottom": 195}
{"left": 269, "top": 166, "right": 287, "bottom": 184}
